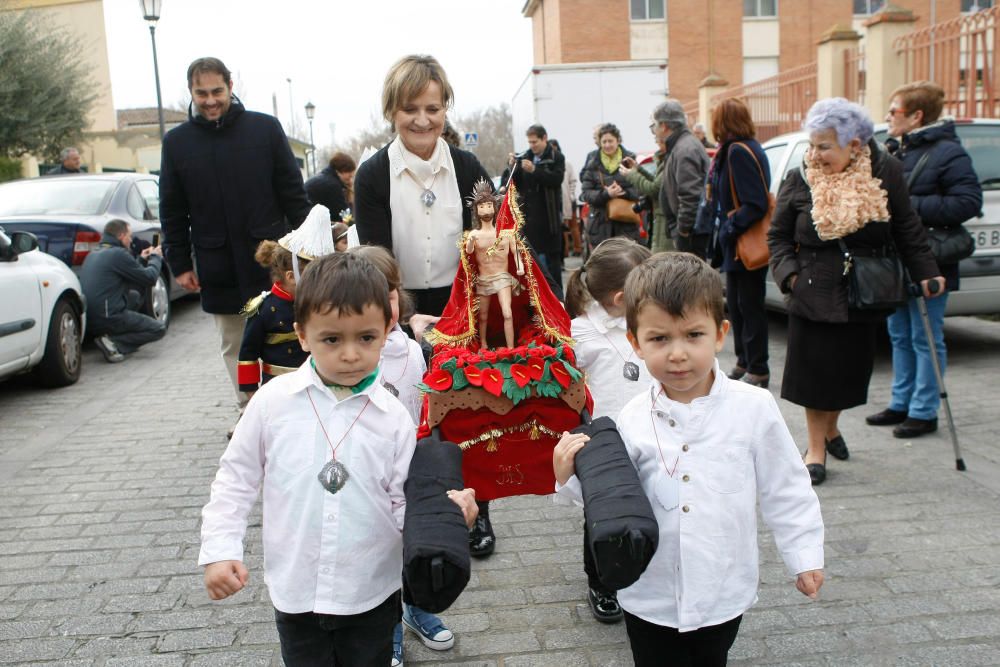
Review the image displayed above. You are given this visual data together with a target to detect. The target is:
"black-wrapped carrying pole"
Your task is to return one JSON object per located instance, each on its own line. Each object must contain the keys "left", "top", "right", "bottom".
{"left": 571, "top": 415, "right": 659, "bottom": 591}
{"left": 401, "top": 435, "right": 471, "bottom": 612}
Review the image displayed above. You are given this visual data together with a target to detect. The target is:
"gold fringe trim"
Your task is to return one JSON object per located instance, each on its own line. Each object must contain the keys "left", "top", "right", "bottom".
{"left": 240, "top": 291, "right": 268, "bottom": 318}
{"left": 456, "top": 418, "right": 560, "bottom": 451}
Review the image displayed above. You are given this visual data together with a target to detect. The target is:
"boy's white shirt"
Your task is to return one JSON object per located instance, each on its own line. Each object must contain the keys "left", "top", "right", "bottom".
{"left": 557, "top": 360, "right": 824, "bottom": 632}
{"left": 571, "top": 300, "right": 652, "bottom": 419}
{"left": 199, "top": 359, "right": 417, "bottom": 616}
{"left": 378, "top": 324, "right": 427, "bottom": 426}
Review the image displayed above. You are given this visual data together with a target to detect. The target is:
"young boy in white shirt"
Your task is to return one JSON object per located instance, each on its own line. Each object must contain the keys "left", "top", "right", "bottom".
{"left": 199, "top": 252, "right": 477, "bottom": 666}
{"left": 554, "top": 252, "right": 824, "bottom": 666}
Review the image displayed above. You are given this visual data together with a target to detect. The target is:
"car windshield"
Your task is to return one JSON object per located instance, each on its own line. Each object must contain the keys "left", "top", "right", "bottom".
{"left": 0, "top": 179, "right": 115, "bottom": 216}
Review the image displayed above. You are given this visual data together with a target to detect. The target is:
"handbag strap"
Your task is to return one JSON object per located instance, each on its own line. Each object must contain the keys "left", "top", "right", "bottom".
{"left": 905, "top": 151, "right": 932, "bottom": 190}
{"left": 726, "top": 142, "right": 768, "bottom": 211}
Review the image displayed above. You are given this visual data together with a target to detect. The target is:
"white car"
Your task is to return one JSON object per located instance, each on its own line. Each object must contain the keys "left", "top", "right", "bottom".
{"left": 0, "top": 227, "right": 86, "bottom": 386}
{"left": 761, "top": 119, "right": 1000, "bottom": 315}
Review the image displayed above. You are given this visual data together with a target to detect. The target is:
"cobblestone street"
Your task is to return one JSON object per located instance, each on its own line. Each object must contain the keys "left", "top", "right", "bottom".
{"left": 2, "top": 296, "right": 1000, "bottom": 666}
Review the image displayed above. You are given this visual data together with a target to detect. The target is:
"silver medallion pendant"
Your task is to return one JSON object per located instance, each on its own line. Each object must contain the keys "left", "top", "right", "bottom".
{"left": 383, "top": 380, "right": 399, "bottom": 397}
{"left": 317, "top": 460, "right": 350, "bottom": 494}
{"left": 421, "top": 189, "right": 437, "bottom": 208}
{"left": 623, "top": 361, "right": 640, "bottom": 381}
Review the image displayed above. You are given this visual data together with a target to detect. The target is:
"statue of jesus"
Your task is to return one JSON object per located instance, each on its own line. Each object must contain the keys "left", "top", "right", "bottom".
{"left": 464, "top": 179, "right": 524, "bottom": 349}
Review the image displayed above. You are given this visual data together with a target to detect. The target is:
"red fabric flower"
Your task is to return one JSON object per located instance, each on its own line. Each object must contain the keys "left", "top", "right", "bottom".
{"left": 549, "top": 361, "right": 571, "bottom": 389}
{"left": 510, "top": 364, "right": 531, "bottom": 388}
{"left": 526, "top": 357, "right": 546, "bottom": 380}
{"left": 464, "top": 365, "right": 484, "bottom": 387}
{"left": 481, "top": 368, "right": 504, "bottom": 396}
{"left": 562, "top": 345, "right": 577, "bottom": 365}
{"left": 483, "top": 350, "right": 497, "bottom": 363}
{"left": 424, "top": 369, "right": 454, "bottom": 392}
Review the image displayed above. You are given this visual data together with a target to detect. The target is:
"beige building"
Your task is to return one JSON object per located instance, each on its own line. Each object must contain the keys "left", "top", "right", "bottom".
{"left": 9, "top": 0, "right": 309, "bottom": 178}
{"left": 522, "top": 0, "right": 982, "bottom": 106}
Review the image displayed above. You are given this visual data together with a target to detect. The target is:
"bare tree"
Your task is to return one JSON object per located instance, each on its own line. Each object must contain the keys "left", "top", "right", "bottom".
{"left": 452, "top": 103, "right": 513, "bottom": 178}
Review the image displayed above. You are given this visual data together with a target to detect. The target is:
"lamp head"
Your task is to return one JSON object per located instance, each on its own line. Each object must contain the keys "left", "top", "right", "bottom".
{"left": 305, "top": 101, "right": 316, "bottom": 121}
{"left": 139, "top": 0, "right": 161, "bottom": 22}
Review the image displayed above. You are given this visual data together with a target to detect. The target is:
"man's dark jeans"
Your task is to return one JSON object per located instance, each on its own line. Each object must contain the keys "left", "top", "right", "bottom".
{"left": 90, "top": 310, "right": 166, "bottom": 355}
{"left": 274, "top": 591, "right": 400, "bottom": 666}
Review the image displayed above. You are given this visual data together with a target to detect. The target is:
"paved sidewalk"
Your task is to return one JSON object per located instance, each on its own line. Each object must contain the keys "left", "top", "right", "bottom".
{"left": 1, "top": 297, "right": 999, "bottom": 666}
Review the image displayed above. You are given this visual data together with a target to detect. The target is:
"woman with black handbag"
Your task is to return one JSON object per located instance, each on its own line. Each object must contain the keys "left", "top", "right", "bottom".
{"left": 768, "top": 98, "right": 942, "bottom": 485}
{"left": 867, "top": 82, "right": 983, "bottom": 439}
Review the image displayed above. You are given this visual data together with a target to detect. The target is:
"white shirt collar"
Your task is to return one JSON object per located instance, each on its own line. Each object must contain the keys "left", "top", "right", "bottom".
{"left": 647, "top": 359, "right": 726, "bottom": 409}
{"left": 388, "top": 135, "right": 450, "bottom": 179}
{"left": 284, "top": 358, "right": 391, "bottom": 412}
{"left": 585, "top": 300, "right": 626, "bottom": 334}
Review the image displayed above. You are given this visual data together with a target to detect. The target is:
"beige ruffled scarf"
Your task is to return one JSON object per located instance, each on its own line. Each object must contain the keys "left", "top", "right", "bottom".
{"left": 805, "top": 145, "right": 889, "bottom": 241}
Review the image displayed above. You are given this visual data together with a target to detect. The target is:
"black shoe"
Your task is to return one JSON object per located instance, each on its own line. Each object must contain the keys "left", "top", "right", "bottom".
{"left": 727, "top": 366, "right": 746, "bottom": 381}
{"left": 866, "top": 408, "right": 907, "bottom": 426}
{"left": 741, "top": 373, "right": 769, "bottom": 389}
{"left": 587, "top": 588, "right": 623, "bottom": 624}
{"left": 806, "top": 463, "right": 826, "bottom": 486}
{"left": 469, "top": 515, "right": 495, "bottom": 558}
{"left": 893, "top": 417, "right": 938, "bottom": 439}
{"left": 825, "top": 435, "right": 849, "bottom": 461}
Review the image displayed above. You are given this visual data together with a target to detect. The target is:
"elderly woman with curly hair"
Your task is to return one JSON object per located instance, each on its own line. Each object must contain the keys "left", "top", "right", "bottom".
{"left": 768, "top": 98, "right": 943, "bottom": 485}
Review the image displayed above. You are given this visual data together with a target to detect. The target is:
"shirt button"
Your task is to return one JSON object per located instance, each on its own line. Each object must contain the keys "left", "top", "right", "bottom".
{"left": 682, "top": 505, "right": 690, "bottom": 513}
{"left": 321, "top": 567, "right": 330, "bottom": 573}
{"left": 669, "top": 419, "right": 677, "bottom": 427}
{"left": 327, "top": 514, "right": 334, "bottom": 520}
{"left": 682, "top": 474, "right": 690, "bottom": 482}
{"left": 682, "top": 444, "right": 690, "bottom": 452}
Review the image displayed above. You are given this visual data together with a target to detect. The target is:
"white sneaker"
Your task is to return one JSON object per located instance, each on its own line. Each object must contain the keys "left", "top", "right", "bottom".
{"left": 94, "top": 335, "right": 125, "bottom": 363}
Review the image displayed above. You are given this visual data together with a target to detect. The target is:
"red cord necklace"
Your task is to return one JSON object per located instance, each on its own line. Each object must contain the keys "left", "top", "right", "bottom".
{"left": 307, "top": 386, "right": 371, "bottom": 494}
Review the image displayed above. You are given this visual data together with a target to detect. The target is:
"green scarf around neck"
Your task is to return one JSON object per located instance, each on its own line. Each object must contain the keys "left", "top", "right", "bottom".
{"left": 311, "top": 359, "right": 379, "bottom": 394}
{"left": 600, "top": 147, "right": 623, "bottom": 174}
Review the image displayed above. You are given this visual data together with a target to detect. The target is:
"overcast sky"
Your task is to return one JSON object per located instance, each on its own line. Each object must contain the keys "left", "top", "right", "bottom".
{"left": 104, "top": 1, "right": 534, "bottom": 147}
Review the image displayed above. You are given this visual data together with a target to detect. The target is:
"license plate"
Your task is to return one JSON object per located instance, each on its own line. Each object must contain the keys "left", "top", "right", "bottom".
{"left": 972, "top": 224, "right": 1000, "bottom": 250}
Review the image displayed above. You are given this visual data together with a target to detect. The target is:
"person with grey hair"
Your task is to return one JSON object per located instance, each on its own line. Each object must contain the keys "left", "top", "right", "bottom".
{"left": 46, "top": 147, "right": 82, "bottom": 175}
{"left": 768, "top": 97, "right": 942, "bottom": 486}
{"left": 692, "top": 123, "right": 716, "bottom": 149}
{"left": 655, "top": 99, "right": 711, "bottom": 258}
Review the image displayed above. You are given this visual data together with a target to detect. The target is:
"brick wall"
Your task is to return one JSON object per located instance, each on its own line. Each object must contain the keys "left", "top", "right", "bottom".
{"left": 779, "top": 0, "right": 852, "bottom": 72}
{"left": 667, "top": 0, "right": 743, "bottom": 105}
{"left": 557, "top": 0, "right": 631, "bottom": 63}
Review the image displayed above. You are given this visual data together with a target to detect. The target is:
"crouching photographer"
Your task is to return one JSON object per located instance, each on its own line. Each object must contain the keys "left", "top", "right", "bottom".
{"left": 80, "top": 220, "right": 167, "bottom": 363}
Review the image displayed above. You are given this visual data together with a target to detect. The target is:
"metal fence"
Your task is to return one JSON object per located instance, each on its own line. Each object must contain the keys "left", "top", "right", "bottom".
{"left": 894, "top": 6, "right": 1000, "bottom": 118}
{"left": 709, "top": 62, "right": 818, "bottom": 141}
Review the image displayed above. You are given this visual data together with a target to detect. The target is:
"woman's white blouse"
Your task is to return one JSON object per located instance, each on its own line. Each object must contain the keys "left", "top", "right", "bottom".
{"left": 388, "top": 136, "right": 463, "bottom": 291}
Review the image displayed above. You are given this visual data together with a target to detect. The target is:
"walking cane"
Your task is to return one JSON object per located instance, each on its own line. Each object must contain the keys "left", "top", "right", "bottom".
{"left": 913, "top": 278, "right": 966, "bottom": 471}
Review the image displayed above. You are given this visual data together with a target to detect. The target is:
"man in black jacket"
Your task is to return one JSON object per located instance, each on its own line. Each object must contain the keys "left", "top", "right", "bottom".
{"left": 46, "top": 148, "right": 82, "bottom": 175}
{"left": 305, "top": 152, "right": 356, "bottom": 222}
{"left": 80, "top": 220, "right": 166, "bottom": 363}
{"left": 159, "top": 57, "right": 311, "bottom": 408}
{"left": 501, "top": 125, "right": 566, "bottom": 299}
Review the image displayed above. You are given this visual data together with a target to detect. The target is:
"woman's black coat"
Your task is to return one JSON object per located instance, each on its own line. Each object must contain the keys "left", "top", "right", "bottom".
{"left": 579, "top": 147, "right": 641, "bottom": 247}
{"left": 768, "top": 140, "right": 939, "bottom": 323}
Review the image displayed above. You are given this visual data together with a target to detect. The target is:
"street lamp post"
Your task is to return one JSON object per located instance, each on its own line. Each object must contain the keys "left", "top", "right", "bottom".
{"left": 304, "top": 102, "right": 316, "bottom": 177}
{"left": 139, "top": 0, "right": 166, "bottom": 141}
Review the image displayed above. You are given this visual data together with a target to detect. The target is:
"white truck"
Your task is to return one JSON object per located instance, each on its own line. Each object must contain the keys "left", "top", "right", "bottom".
{"left": 510, "top": 60, "right": 669, "bottom": 177}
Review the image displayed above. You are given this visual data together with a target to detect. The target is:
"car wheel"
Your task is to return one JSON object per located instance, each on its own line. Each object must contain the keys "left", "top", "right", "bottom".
{"left": 144, "top": 272, "right": 171, "bottom": 330}
{"left": 34, "top": 299, "right": 82, "bottom": 387}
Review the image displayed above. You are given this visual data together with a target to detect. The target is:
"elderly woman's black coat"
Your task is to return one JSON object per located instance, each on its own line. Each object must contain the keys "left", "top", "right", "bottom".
{"left": 768, "top": 141, "right": 939, "bottom": 324}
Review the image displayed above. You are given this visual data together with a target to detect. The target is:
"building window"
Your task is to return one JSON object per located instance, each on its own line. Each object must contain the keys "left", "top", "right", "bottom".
{"left": 744, "top": 0, "right": 777, "bottom": 17}
{"left": 631, "top": 0, "right": 665, "bottom": 21}
{"left": 853, "top": 0, "right": 884, "bottom": 15}
{"left": 961, "top": 0, "right": 993, "bottom": 12}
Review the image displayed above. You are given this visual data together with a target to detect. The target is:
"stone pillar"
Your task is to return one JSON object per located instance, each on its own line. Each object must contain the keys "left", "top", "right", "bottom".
{"left": 863, "top": 4, "right": 917, "bottom": 121}
{"left": 697, "top": 74, "right": 729, "bottom": 143}
{"left": 20, "top": 156, "right": 39, "bottom": 179}
{"left": 816, "top": 25, "right": 862, "bottom": 100}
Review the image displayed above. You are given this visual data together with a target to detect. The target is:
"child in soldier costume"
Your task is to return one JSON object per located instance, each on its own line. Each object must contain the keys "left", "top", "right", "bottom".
{"left": 237, "top": 205, "right": 336, "bottom": 396}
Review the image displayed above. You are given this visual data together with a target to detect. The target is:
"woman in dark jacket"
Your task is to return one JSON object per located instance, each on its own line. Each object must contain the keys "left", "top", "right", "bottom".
{"left": 867, "top": 82, "right": 983, "bottom": 439}
{"left": 768, "top": 98, "right": 943, "bottom": 486}
{"left": 710, "top": 98, "right": 772, "bottom": 388}
{"left": 579, "top": 123, "right": 641, "bottom": 249}
{"left": 304, "top": 152, "right": 356, "bottom": 222}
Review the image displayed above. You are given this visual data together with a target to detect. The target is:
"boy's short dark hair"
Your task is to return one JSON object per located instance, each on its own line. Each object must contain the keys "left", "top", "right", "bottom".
{"left": 294, "top": 253, "right": 391, "bottom": 327}
{"left": 624, "top": 252, "right": 725, "bottom": 334}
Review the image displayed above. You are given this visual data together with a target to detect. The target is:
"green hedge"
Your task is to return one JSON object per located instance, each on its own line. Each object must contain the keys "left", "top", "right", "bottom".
{"left": 0, "top": 158, "right": 22, "bottom": 183}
